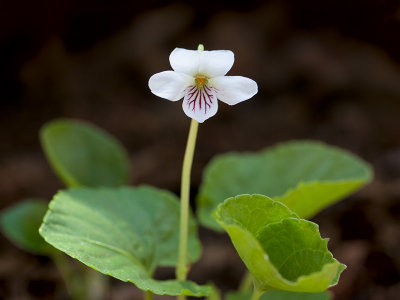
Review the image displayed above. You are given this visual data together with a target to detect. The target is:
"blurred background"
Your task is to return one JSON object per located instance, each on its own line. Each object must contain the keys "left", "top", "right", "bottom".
{"left": 1, "top": 0, "right": 400, "bottom": 299}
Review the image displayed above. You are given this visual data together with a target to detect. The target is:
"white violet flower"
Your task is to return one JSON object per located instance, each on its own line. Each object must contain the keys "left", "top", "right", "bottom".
{"left": 148, "top": 47, "right": 258, "bottom": 123}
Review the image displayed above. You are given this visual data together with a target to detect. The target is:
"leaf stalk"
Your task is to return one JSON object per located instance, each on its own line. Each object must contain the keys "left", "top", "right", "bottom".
{"left": 249, "top": 288, "right": 264, "bottom": 300}
{"left": 145, "top": 290, "right": 153, "bottom": 300}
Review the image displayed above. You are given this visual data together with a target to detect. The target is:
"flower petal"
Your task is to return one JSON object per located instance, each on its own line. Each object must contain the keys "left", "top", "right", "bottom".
{"left": 182, "top": 85, "right": 218, "bottom": 123}
{"left": 198, "top": 50, "right": 234, "bottom": 77}
{"left": 211, "top": 76, "right": 258, "bottom": 105}
{"left": 169, "top": 48, "right": 200, "bottom": 77}
{"left": 169, "top": 48, "right": 234, "bottom": 77}
{"left": 148, "top": 71, "right": 193, "bottom": 101}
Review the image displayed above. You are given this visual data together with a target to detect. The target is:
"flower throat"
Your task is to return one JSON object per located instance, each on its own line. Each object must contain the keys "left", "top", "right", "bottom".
{"left": 195, "top": 75, "right": 208, "bottom": 89}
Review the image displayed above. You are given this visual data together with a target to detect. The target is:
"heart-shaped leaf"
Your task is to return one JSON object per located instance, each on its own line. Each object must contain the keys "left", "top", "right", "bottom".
{"left": 215, "top": 195, "right": 345, "bottom": 293}
{"left": 226, "top": 290, "right": 330, "bottom": 300}
{"left": 39, "top": 186, "right": 209, "bottom": 296}
{"left": 198, "top": 141, "right": 372, "bottom": 230}
{"left": 40, "top": 119, "right": 130, "bottom": 187}
{"left": 1, "top": 199, "right": 53, "bottom": 255}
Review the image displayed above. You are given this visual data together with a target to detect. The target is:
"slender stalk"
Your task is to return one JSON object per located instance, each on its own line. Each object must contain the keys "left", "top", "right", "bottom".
{"left": 176, "top": 119, "right": 199, "bottom": 282}
{"left": 239, "top": 271, "right": 253, "bottom": 293}
{"left": 86, "top": 268, "right": 108, "bottom": 300}
{"left": 145, "top": 290, "right": 153, "bottom": 300}
{"left": 249, "top": 288, "right": 263, "bottom": 300}
{"left": 176, "top": 119, "right": 199, "bottom": 300}
{"left": 51, "top": 252, "right": 86, "bottom": 300}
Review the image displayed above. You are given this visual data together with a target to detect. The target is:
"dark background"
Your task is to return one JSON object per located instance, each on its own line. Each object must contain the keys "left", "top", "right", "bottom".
{"left": 1, "top": 0, "right": 400, "bottom": 299}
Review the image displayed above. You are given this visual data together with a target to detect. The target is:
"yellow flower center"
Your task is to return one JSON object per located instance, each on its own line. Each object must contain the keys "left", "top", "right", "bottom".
{"left": 195, "top": 75, "right": 208, "bottom": 89}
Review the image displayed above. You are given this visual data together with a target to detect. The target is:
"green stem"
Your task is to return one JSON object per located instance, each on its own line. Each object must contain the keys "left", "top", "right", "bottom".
{"left": 176, "top": 119, "right": 199, "bottom": 282}
{"left": 145, "top": 290, "right": 153, "bottom": 300}
{"left": 86, "top": 268, "right": 108, "bottom": 300}
{"left": 249, "top": 288, "right": 263, "bottom": 300}
{"left": 51, "top": 252, "right": 86, "bottom": 300}
{"left": 239, "top": 271, "right": 253, "bottom": 293}
{"left": 176, "top": 119, "right": 199, "bottom": 300}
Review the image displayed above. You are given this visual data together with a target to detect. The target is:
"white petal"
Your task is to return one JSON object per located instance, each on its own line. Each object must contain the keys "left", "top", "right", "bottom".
{"left": 198, "top": 50, "right": 234, "bottom": 77}
{"left": 182, "top": 85, "right": 218, "bottom": 123}
{"left": 169, "top": 48, "right": 234, "bottom": 77}
{"left": 211, "top": 76, "right": 258, "bottom": 105}
{"left": 169, "top": 48, "right": 200, "bottom": 77}
{"left": 149, "top": 71, "right": 193, "bottom": 101}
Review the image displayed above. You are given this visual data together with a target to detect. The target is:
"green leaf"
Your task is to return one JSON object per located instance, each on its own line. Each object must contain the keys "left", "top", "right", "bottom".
{"left": 226, "top": 290, "right": 331, "bottom": 300}
{"left": 39, "top": 186, "right": 209, "bottom": 296}
{"left": 198, "top": 140, "right": 372, "bottom": 230}
{"left": 40, "top": 119, "right": 130, "bottom": 187}
{"left": 215, "top": 195, "right": 345, "bottom": 293}
{"left": 1, "top": 199, "right": 53, "bottom": 255}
